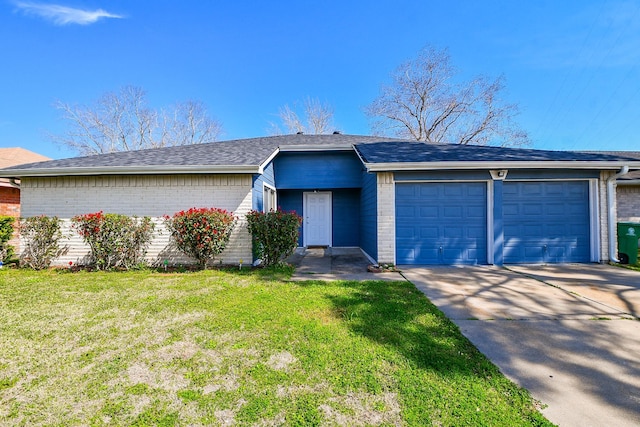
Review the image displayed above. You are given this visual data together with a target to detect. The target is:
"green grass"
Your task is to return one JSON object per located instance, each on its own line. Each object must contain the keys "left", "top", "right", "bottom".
{"left": 0, "top": 268, "right": 552, "bottom": 426}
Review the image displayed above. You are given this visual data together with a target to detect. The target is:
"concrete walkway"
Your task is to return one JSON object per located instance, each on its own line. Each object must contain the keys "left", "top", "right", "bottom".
{"left": 287, "top": 247, "right": 405, "bottom": 281}
{"left": 402, "top": 264, "right": 640, "bottom": 427}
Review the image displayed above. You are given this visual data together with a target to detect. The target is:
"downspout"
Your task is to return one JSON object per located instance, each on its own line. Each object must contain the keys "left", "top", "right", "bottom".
{"left": 607, "top": 166, "right": 629, "bottom": 263}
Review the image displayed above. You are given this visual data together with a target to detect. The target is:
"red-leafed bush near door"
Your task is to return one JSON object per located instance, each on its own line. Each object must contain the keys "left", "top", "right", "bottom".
{"left": 246, "top": 209, "right": 302, "bottom": 267}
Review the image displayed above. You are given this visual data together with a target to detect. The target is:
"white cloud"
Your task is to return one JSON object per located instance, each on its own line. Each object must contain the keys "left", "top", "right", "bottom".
{"left": 14, "top": 2, "right": 124, "bottom": 25}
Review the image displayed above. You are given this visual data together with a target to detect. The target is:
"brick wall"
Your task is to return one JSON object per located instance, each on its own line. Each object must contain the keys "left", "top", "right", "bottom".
{"left": 20, "top": 174, "right": 254, "bottom": 266}
{"left": 617, "top": 185, "right": 640, "bottom": 222}
{"left": 376, "top": 172, "right": 395, "bottom": 265}
{"left": 0, "top": 187, "right": 21, "bottom": 252}
{"left": 0, "top": 187, "right": 20, "bottom": 217}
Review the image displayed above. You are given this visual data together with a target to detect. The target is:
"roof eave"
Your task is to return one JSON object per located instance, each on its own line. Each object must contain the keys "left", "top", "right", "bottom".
{"left": 364, "top": 161, "right": 640, "bottom": 172}
{"left": 0, "top": 164, "right": 261, "bottom": 178}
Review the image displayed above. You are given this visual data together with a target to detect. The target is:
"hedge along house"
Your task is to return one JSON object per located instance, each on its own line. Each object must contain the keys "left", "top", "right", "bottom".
{"left": 1, "top": 134, "right": 639, "bottom": 267}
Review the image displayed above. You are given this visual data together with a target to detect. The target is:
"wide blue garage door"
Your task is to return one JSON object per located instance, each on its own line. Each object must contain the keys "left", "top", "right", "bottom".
{"left": 396, "top": 182, "right": 487, "bottom": 265}
{"left": 503, "top": 181, "right": 590, "bottom": 263}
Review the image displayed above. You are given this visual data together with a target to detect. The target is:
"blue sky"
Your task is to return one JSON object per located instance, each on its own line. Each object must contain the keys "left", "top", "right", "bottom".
{"left": 2, "top": 0, "right": 640, "bottom": 159}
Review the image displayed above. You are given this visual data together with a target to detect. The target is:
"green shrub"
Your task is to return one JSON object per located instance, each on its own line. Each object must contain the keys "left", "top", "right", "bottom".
{"left": 0, "top": 215, "right": 16, "bottom": 263}
{"left": 164, "top": 207, "right": 236, "bottom": 268}
{"left": 71, "top": 212, "right": 155, "bottom": 270}
{"left": 246, "top": 209, "right": 302, "bottom": 267}
{"left": 19, "top": 216, "right": 66, "bottom": 270}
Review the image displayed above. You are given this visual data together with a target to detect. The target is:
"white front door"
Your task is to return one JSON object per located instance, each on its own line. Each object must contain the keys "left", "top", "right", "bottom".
{"left": 304, "top": 192, "right": 332, "bottom": 246}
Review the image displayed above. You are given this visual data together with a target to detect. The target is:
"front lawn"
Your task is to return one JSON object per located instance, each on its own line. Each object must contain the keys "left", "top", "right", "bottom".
{"left": 0, "top": 268, "right": 551, "bottom": 426}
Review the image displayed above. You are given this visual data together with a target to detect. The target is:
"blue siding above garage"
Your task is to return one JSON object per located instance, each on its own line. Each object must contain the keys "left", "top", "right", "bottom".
{"left": 396, "top": 182, "right": 487, "bottom": 265}
{"left": 274, "top": 151, "right": 363, "bottom": 189}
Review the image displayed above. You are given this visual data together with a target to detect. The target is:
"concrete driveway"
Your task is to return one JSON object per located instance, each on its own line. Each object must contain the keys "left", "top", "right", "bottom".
{"left": 401, "top": 264, "right": 640, "bottom": 427}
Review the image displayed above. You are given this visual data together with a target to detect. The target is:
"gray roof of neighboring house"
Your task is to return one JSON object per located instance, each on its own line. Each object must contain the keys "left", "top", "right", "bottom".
{"left": 1, "top": 134, "right": 639, "bottom": 177}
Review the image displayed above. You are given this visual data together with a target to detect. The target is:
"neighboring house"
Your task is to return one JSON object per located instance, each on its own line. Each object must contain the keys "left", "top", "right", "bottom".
{"left": 0, "top": 147, "right": 50, "bottom": 251}
{"left": 0, "top": 147, "right": 50, "bottom": 217}
{"left": 1, "top": 134, "right": 639, "bottom": 266}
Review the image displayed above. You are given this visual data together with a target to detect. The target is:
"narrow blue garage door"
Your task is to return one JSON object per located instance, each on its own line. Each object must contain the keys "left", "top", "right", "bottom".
{"left": 396, "top": 182, "right": 487, "bottom": 265}
{"left": 503, "top": 181, "right": 590, "bottom": 263}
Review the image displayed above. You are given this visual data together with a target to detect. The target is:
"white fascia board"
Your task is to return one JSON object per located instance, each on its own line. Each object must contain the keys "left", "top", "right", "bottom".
{"left": 257, "top": 148, "right": 280, "bottom": 174}
{"left": 364, "top": 161, "right": 640, "bottom": 172}
{"left": 0, "top": 165, "right": 261, "bottom": 178}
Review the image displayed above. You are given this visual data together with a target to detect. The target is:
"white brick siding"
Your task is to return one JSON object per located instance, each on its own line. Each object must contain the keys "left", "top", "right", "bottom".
{"left": 20, "top": 174, "right": 253, "bottom": 266}
{"left": 376, "top": 172, "right": 395, "bottom": 265}
{"left": 599, "top": 171, "right": 615, "bottom": 262}
{"left": 617, "top": 185, "right": 640, "bottom": 223}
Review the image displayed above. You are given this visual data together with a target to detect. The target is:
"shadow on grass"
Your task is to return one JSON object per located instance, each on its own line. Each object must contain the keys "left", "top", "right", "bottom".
{"left": 317, "top": 279, "right": 495, "bottom": 375}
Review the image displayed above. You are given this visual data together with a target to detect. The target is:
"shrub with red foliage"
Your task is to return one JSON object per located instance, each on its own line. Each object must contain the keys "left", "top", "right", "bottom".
{"left": 246, "top": 209, "right": 302, "bottom": 267}
{"left": 164, "top": 207, "right": 236, "bottom": 268}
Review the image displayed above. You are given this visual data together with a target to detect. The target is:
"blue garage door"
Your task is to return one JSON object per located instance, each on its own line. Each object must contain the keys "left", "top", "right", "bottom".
{"left": 396, "top": 182, "right": 487, "bottom": 265}
{"left": 503, "top": 181, "right": 590, "bottom": 263}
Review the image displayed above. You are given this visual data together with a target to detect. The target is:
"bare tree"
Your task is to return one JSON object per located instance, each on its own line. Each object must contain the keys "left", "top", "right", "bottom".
{"left": 270, "top": 97, "right": 337, "bottom": 135}
{"left": 365, "top": 46, "right": 529, "bottom": 146}
{"left": 159, "top": 100, "right": 223, "bottom": 147}
{"left": 51, "top": 86, "right": 223, "bottom": 156}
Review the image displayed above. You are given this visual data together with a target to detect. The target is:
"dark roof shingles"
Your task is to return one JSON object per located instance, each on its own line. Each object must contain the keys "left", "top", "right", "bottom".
{"left": 3, "top": 134, "right": 639, "bottom": 174}
{"left": 355, "top": 141, "right": 640, "bottom": 163}
{"left": 2, "top": 134, "right": 387, "bottom": 171}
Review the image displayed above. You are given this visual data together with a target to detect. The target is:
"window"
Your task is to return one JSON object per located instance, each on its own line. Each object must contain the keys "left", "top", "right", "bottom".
{"left": 263, "top": 184, "right": 276, "bottom": 212}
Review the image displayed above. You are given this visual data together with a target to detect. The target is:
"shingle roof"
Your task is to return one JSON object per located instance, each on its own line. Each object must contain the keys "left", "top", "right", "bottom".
{"left": 355, "top": 141, "right": 640, "bottom": 164}
{"left": 0, "top": 134, "right": 387, "bottom": 175}
{"left": 1, "top": 134, "right": 639, "bottom": 177}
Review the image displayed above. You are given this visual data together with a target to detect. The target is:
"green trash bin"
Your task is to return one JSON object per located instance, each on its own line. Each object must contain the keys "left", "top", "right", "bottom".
{"left": 617, "top": 222, "right": 640, "bottom": 264}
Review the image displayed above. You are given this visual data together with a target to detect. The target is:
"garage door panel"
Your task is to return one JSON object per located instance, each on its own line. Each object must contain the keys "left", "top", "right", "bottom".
{"left": 444, "top": 206, "right": 464, "bottom": 218}
{"left": 503, "top": 204, "right": 519, "bottom": 215}
{"left": 420, "top": 206, "right": 438, "bottom": 218}
{"left": 444, "top": 226, "right": 463, "bottom": 238}
{"left": 396, "top": 206, "right": 415, "bottom": 218}
{"left": 522, "top": 204, "right": 543, "bottom": 216}
{"left": 504, "top": 181, "right": 590, "bottom": 263}
{"left": 466, "top": 206, "right": 485, "bottom": 218}
{"left": 420, "top": 226, "right": 438, "bottom": 238}
{"left": 546, "top": 203, "right": 566, "bottom": 215}
{"left": 397, "top": 185, "right": 417, "bottom": 197}
{"left": 419, "top": 185, "right": 439, "bottom": 197}
{"left": 521, "top": 183, "right": 543, "bottom": 195}
{"left": 467, "top": 226, "right": 485, "bottom": 239}
{"left": 396, "top": 182, "right": 487, "bottom": 265}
